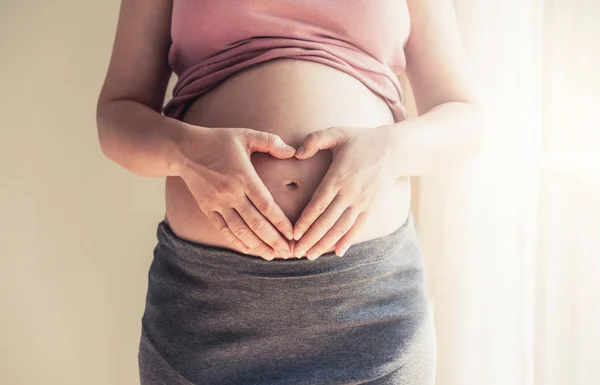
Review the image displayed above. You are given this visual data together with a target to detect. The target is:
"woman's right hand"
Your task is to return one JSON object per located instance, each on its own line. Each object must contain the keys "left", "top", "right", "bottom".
{"left": 174, "top": 124, "right": 296, "bottom": 260}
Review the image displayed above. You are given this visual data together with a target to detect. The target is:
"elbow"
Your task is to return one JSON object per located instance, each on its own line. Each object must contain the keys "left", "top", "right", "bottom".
{"left": 444, "top": 100, "right": 484, "bottom": 161}
{"left": 95, "top": 101, "right": 118, "bottom": 162}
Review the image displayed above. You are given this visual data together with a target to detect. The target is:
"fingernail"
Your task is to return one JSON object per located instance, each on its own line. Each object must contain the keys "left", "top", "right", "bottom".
{"left": 307, "top": 251, "right": 318, "bottom": 260}
{"left": 294, "top": 230, "right": 303, "bottom": 241}
{"left": 285, "top": 145, "right": 295, "bottom": 152}
{"left": 264, "top": 250, "right": 276, "bottom": 260}
{"left": 295, "top": 249, "right": 305, "bottom": 259}
{"left": 337, "top": 247, "right": 349, "bottom": 257}
{"left": 285, "top": 231, "right": 294, "bottom": 240}
{"left": 296, "top": 146, "right": 305, "bottom": 156}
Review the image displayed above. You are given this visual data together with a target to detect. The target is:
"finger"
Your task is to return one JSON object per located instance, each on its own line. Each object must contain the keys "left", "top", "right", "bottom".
{"left": 220, "top": 208, "right": 274, "bottom": 257}
{"left": 295, "top": 127, "right": 345, "bottom": 159}
{"left": 245, "top": 131, "right": 296, "bottom": 159}
{"left": 205, "top": 211, "right": 251, "bottom": 255}
{"left": 293, "top": 195, "right": 348, "bottom": 259}
{"left": 307, "top": 207, "right": 361, "bottom": 259}
{"left": 293, "top": 177, "right": 339, "bottom": 241}
{"left": 235, "top": 199, "right": 292, "bottom": 259}
{"left": 289, "top": 239, "right": 300, "bottom": 259}
{"left": 245, "top": 170, "right": 295, "bottom": 240}
{"left": 335, "top": 212, "right": 369, "bottom": 257}
{"left": 218, "top": 209, "right": 276, "bottom": 261}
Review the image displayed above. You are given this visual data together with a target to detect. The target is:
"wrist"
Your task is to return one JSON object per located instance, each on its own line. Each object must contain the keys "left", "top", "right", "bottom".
{"left": 163, "top": 119, "right": 207, "bottom": 177}
{"left": 378, "top": 122, "right": 418, "bottom": 178}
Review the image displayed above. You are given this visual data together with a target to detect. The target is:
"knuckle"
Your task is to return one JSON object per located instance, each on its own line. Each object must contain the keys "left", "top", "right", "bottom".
{"left": 329, "top": 179, "right": 345, "bottom": 193}
{"left": 220, "top": 178, "right": 239, "bottom": 195}
{"left": 313, "top": 200, "right": 328, "bottom": 214}
{"left": 345, "top": 204, "right": 359, "bottom": 212}
{"left": 239, "top": 173, "right": 252, "bottom": 188}
{"left": 357, "top": 186, "right": 375, "bottom": 201}
{"left": 221, "top": 180, "right": 248, "bottom": 203}
{"left": 318, "top": 218, "right": 335, "bottom": 231}
{"left": 247, "top": 217, "right": 266, "bottom": 232}
{"left": 234, "top": 238, "right": 248, "bottom": 248}
{"left": 265, "top": 133, "right": 278, "bottom": 146}
{"left": 270, "top": 238, "right": 282, "bottom": 248}
{"left": 333, "top": 221, "right": 350, "bottom": 234}
{"left": 236, "top": 128, "right": 250, "bottom": 137}
{"left": 256, "top": 246, "right": 271, "bottom": 255}
{"left": 357, "top": 188, "right": 370, "bottom": 201}
{"left": 226, "top": 130, "right": 240, "bottom": 141}
{"left": 232, "top": 238, "right": 250, "bottom": 251}
{"left": 232, "top": 226, "right": 249, "bottom": 238}
{"left": 271, "top": 242, "right": 286, "bottom": 253}
{"left": 319, "top": 182, "right": 341, "bottom": 198}
{"left": 332, "top": 224, "right": 349, "bottom": 237}
{"left": 259, "top": 247, "right": 274, "bottom": 258}
{"left": 236, "top": 175, "right": 253, "bottom": 195}
{"left": 245, "top": 242, "right": 259, "bottom": 252}
{"left": 217, "top": 224, "right": 232, "bottom": 237}
{"left": 249, "top": 246, "right": 264, "bottom": 256}
{"left": 271, "top": 239, "right": 288, "bottom": 252}
{"left": 305, "top": 132, "right": 319, "bottom": 147}
{"left": 242, "top": 237, "right": 259, "bottom": 250}
{"left": 256, "top": 199, "right": 274, "bottom": 214}
{"left": 272, "top": 217, "right": 286, "bottom": 229}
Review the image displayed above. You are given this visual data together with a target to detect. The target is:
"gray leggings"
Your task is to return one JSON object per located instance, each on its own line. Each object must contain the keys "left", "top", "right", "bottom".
{"left": 138, "top": 212, "right": 436, "bottom": 384}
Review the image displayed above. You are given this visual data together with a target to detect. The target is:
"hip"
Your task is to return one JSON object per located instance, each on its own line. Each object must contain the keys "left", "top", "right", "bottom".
{"left": 139, "top": 211, "right": 435, "bottom": 384}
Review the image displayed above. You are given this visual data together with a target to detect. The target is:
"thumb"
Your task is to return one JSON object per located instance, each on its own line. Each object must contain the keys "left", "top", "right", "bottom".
{"left": 245, "top": 131, "right": 296, "bottom": 159}
{"left": 295, "top": 127, "right": 346, "bottom": 159}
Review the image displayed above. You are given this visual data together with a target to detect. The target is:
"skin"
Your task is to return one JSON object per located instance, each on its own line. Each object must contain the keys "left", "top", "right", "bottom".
{"left": 96, "top": 0, "right": 296, "bottom": 259}
{"left": 97, "top": 0, "right": 481, "bottom": 261}
{"left": 292, "top": 0, "right": 482, "bottom": 259}
{"left": 167, "top": 57, "right": 405, "bottom": 260}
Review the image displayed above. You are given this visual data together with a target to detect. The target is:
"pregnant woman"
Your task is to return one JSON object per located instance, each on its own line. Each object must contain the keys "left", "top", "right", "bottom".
{"left": 97, "top": 0, "right": 481, "bottom": 384}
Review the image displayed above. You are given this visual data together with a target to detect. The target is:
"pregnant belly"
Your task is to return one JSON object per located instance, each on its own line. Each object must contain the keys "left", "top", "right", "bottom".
{"left": 165, "top": 58, "right": 411, "bottom": 257}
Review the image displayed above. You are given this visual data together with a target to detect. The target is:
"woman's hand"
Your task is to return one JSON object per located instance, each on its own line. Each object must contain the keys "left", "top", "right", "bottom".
{"left": 292, "top": 125, "right": 401, "bottom": 260}
{"left": 175, "top": 125, "right": 297, "bottom": 260}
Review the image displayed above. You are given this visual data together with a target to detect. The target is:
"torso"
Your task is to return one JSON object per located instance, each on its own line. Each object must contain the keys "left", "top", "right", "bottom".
{"left": 164, "top": 58, "right": 411, "bottom": 258}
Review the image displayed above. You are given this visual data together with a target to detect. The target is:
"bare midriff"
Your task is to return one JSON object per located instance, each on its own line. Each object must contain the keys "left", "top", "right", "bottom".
{"left": 164, "top": 58, "right": 411, "bottom": 259}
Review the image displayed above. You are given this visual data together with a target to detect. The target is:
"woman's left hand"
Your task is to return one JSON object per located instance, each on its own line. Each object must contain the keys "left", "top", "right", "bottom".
{"left": 292, "top": 124, "right": 402, "bottom": 260}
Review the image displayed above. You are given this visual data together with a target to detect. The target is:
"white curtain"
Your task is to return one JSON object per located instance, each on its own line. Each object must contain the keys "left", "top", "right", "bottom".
{"left": 410, "top": 1, "right": 600, "bottom": 384}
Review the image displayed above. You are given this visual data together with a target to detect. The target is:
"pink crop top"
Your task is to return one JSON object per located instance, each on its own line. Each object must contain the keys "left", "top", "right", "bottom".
{"left": 163, "top": 0, "right": 411, "bottom": 123}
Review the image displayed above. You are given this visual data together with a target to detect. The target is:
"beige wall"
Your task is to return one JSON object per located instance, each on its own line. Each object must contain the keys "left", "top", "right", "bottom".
{"left": 1, "top": 1, "right": 165, "bottom": 384}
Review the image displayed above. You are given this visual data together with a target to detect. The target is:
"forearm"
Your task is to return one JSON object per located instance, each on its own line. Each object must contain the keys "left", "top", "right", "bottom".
{"left": 96, "top": 100, "right": 190, "bottom": 178}
{"left": 388, "top": 101, "right": 483, "bottom": 177}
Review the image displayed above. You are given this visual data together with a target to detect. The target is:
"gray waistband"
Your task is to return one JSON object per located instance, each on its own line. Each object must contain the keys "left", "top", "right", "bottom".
{"left": 155, "top": 211, "right": 417, "bottom": 277}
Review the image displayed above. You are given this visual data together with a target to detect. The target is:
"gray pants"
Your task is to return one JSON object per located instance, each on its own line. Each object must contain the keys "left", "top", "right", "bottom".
{"left": 139, "top": 213, "right": 436, "bottom": 384}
